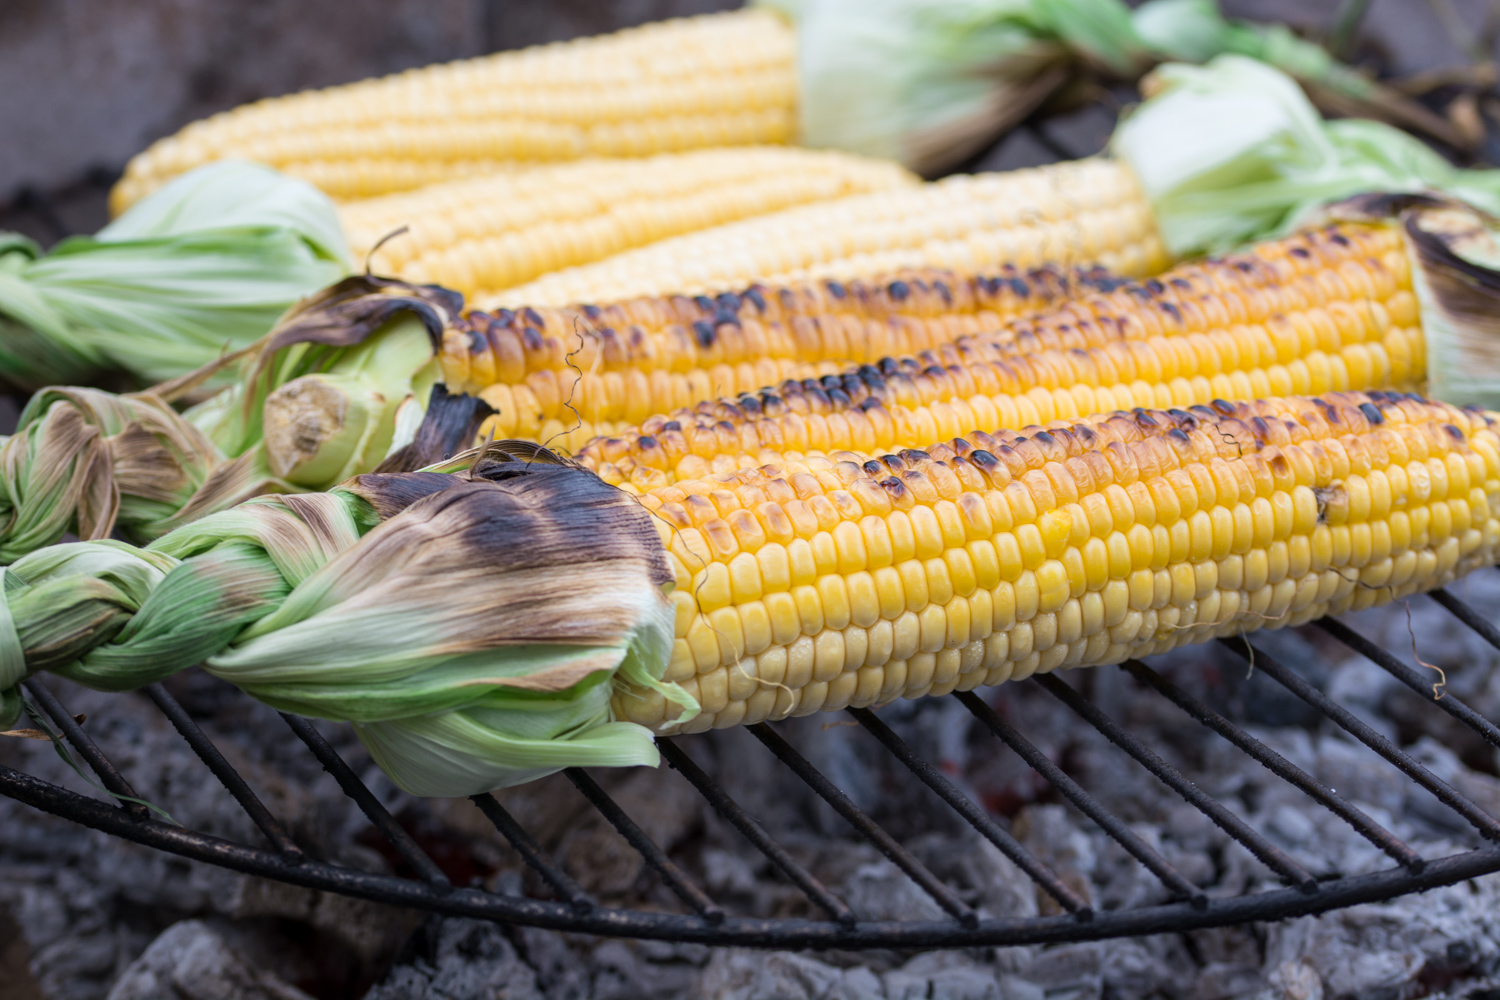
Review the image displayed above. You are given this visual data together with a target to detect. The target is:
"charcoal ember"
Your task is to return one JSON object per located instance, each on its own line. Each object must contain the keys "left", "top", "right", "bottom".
{"left": 882, "top": 951, "right": 1003, "bottom": 999}
{"left": 699, "top": 846, "right": 764, "bottom": 896}
{"left": 105, "top": 921, "right": 310, "bottom": 1000}
{"left": 363, "top": 919, "right": 543, "bottom": 1000}
{"left": 1268, "top": 957, "right": 1325, "bottom": 1000}
{"left": 1189, "top": 960, "right": 1267, "bottom": 999}
{"left": 550, "top": 765, "right": 705, "bottom": 898}
{"left": 1013, "top": 803, "right": 1097, "bottom": 911}
{"left": 1012, "top": 941, "right": 1102, "bottom": 995}
{"left": 225, "top": 879, "right": 423, "bottom": 969}
{"left": 699, "top": 950, "right": 846, "bottom": 999}
{"left": 906, "top": 830, "right": 1037, "bottom": 918}
{"left": 1094, "top": 938, "right": 1197, "bottom": 1000}
{"left": 0, "top": 675, "right": 419, "bottom": 1000}
{"left": 1092, "top": 822, "right": 1181, "bottom": 910}
{"left": 839, "top": 857, "right": 946, "bottom": 922}
{"left": 9, "top": 579, "right": 1500, "bottom": 999}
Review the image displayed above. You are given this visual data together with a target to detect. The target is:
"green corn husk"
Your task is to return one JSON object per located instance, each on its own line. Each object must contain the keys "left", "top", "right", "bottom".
{"left": 1113, "top": 56, "right": 1500, "bottom": 258}
{"left": 0, "top": 162, "right": 349, "bottom": 391}
{"left": 764, "top": 0, "right": 1442, "bottom": 177}
{"left": 0, "top": 444, "right": 696, "bottom": 795}
{"left": 1132, "top": 0, "right": 1469, "bottom": 151}
{"left": 764, "top": 0, "right": 1150, "bottom": 175}
{"left": 0, "top": 276, "right": 487, "bottom": 564}
{"left": 1116, "top": 59, "right": 1500, "bottom": 406}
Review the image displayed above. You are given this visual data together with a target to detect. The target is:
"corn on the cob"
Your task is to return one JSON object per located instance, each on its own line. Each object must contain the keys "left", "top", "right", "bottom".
{"left": 111, "top": 10, "right": 797, "bottom": 211}
{"left": 340, "top": 149, "right": 917, "bottom": 298}
{"left": 575, "top": 222, "right": 1425, "bottom": 487}
{"left": 479, "top": 159, "right": 1171, "bottom": 308}
{"left": 613, "top": 390, "right": 1500, "bottom": 733}
{"left": 446, "top": 265, "right": 1126, "bottom": 446}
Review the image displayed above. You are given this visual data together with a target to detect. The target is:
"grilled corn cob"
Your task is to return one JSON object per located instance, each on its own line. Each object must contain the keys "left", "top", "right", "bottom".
{"left": 614, "top": 390, "right": 1500, "bottom": 732}
{"left": 481, "top": 158, "right": 1170, "bottom": 307}
{"left": 575, "top": 221, "right": 1424, "bottom": 487}
{"left": 445, "top": 265, "right": 1126, "bottom": 446}
{"left": 111, "top": 10, "right": 796, "bottom": 210}
{"left": 340, "top": 148, "right": 917, "bottom": 298}
{"left": 11, "top": 396, "right": 1494, "bottom": 793}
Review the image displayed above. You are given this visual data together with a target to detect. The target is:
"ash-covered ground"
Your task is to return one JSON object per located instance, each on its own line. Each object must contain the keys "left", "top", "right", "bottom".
{"left": 5, "top": 573, "right": 1500, "bottom": 1000}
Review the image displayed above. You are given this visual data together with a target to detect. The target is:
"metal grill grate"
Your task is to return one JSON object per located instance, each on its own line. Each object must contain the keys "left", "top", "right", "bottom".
{"left": 3, "top": 581, "right": 1499, "bottom": 950}
{"left": 8, "top": 0, "right": 1500, "bottom": 954}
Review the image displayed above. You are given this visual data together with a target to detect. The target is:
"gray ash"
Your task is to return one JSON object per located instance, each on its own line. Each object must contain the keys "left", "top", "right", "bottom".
{"left": 5, "top": 575, "right": 1500, "bottom": 1000}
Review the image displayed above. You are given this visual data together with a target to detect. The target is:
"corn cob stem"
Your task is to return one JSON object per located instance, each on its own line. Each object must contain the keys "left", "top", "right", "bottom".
{"left": 618, "top": 390, "right": 1500, "bottom": 733}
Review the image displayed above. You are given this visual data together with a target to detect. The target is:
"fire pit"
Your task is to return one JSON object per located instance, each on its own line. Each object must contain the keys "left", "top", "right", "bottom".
{"left": 5, "top": 581, "right": 1499, "bottom": 958}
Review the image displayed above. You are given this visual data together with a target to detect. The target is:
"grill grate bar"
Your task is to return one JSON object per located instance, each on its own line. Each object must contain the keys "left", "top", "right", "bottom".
{"left": 1315, "top": 618, "right": 1500, "bottom": 751}
{"left": 1223, "top": 640, "right": 1500, "bottom": 842}
{"left": 279, "top": 713, "right": 451, "bottom": 887}
{"left": 470, "top": 793, "right": 594, "bottom": 912}
{"left": 956, "top": 690, "right": 1206, "bottom": 907}
{"left": 1118, "top": 660, "right": 1424, "bottom": 871}
{"left": 564, "top": 767, "right": 724, "bottom": 924}
{"left": 1428, "top": 586, "right": 1500, "bottom": 654}
{"left": 854, "top": 704, "right": 1095, "bottom": 916}
{"left": 1034, "top": 673, "right": 1320, "bottom": 892}
{"left": 23, "top": 680, "right": 147, "bottom": 819}
{"left": 143, "top": 683, "right": 303, "bottom": 859}
{"left": 657, "top": 737, "right": 856, "bottom": 925}
{"left": 749, "top": 722, "right": 977, "bottom": 926}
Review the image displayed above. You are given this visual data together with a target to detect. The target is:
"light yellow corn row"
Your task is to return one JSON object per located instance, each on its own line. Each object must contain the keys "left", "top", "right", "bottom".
{"left": 576, "top": 222, "right": 1425, "bottom": 488}
{"left": 613, "top": 391, "right": 1500, "bottom": 733}
{"left": 111, "top": 9, "right": 796, "bottom": 211}
{"left": 479, "top": 159, "right": 1170, "bottom": 308}
{"left": 340, "top": 149, "right": 917, "bottom": 298}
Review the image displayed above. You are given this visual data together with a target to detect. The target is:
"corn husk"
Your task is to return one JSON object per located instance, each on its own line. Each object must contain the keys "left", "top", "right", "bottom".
{"left": 766, "top": 0, "right": 1148, "bottom": 175}
{"left": 766, "top": 0, "right": 1427, "bottom": 177}
{"left": 0, "top": 446, "right": 695, "bottom": 793}
{"left": 1303, "top": 193, "right": 1500, "bottom": 410}
{"left": 1133, "top": 0, "right": 1470, "bottom": 151}
{"left": 0, "top": 277, "right": 482, "bottom": 563}
{"left": 0, "top": 162, "right": 348, "bottom": 391}
{"left": 1113, "top": 56, "right": 1500, "bottom": 258}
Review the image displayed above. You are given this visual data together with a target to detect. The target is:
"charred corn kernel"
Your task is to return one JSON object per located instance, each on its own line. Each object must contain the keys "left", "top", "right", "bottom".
{"left": 579, "top": 223, "right": 1429, "bottom": 488}
{"left": 340, "top": 148, "right": 916, "bottom": 298}
{"left": 619, "top": 391, "right": 1500, "bottom": 732}
{"left": 458, "top": 265, "right": 1112, "bottom": 446}
{"left": 485, "top": 158, "right": 1169, "bottom": 307}
{"left": 112, "top": 9, "right": 797, "bottom": 209}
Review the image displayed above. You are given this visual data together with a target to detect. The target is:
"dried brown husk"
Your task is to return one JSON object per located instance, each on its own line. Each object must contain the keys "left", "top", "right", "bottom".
{"left": 0, "top": 276, "right": 476, "bottom": 563}
{"left": 1314, "top": 193, "right": 1500, "bottom": 409}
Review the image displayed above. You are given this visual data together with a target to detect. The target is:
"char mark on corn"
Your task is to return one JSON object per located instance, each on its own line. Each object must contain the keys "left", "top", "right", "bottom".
{"left": 444, "top": 265, "right": 1125, "bottom": 448}
{"left": 578, "top": 222, "right": 1424, "bottom": 487}
{"left": 613, "top": 390, "right": 1500, "bottom": 734}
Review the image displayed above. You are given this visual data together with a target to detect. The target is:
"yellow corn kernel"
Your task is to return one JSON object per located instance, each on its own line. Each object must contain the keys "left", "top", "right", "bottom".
{"left": 113, "top": 9, "right": 799, "bottom": 208}
{"left": 487, "top": 158, "right": 1167, "bottom": 308}
{"left": 579, "top": 223, "right": 1431, "bottom": 488}
{"left": 622, "top": 390, "right": 1500, "bottom": 733}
